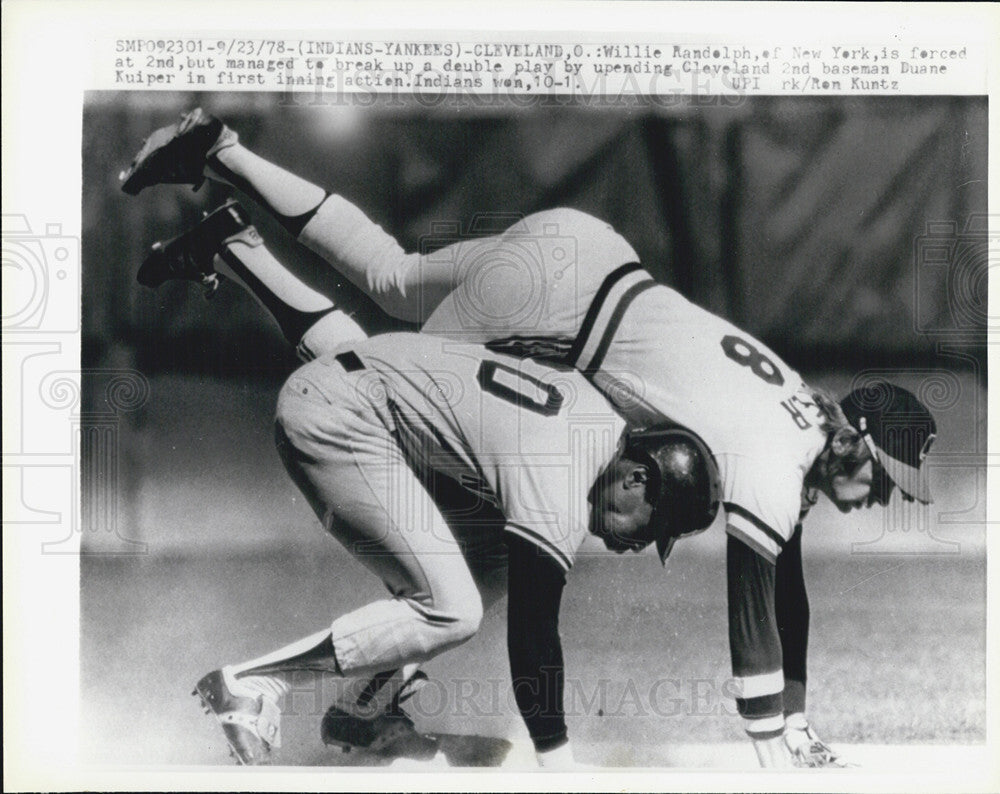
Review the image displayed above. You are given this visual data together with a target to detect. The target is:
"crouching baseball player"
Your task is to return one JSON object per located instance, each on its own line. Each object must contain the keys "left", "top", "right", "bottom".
{"left": 122, "top": 108, "right": 939, "bottom": 768}
{"left": 191, "top": 331, "right": 719, "bottom": 766}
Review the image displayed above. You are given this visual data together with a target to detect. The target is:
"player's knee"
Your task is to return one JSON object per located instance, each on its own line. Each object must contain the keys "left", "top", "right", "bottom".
{"left": 447, "top": 596, "right": 484, "bottom": 645}
{"left": 429, "top": 589, "right": 484, "bottom": 647}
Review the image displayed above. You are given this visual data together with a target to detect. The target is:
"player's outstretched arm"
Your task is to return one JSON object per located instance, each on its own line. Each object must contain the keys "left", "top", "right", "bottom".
{"left": 505, "top": 533, "right": 577, "bottom": 768}
{"left": 726, "top": 533, "right": 795, "bottom": 767}
{"left": 774, "top": 527, "right": 854, "bottom": 766}
{"left": 775, "top": 525, "right": 809, "bottom": 718}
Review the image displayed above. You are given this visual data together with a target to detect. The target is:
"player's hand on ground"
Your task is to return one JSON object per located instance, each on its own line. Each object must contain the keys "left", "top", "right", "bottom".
{"left": 783, "top": 715, "right": 855, "bottom": 768}
{"left": 751, "top": 734, "right": 796, "bottom": 768}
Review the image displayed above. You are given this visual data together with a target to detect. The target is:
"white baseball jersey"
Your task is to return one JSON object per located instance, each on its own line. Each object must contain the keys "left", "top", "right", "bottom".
{"left": 337, "top": 333, "right": 626, "bottom": 571}
{"left": 417, "top": 211, "right": 828, "bottom": 562}
{"left": 312, "top": 203, "right": 827, "bottom": 562}
{"left": 571, "top": 284, "right": 829, "bottom": 563}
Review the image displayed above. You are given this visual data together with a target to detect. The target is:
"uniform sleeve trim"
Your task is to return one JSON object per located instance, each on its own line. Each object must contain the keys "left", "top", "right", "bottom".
{"left": 484, "top": 335, "right": 574, "bottom": 363}
{"left": 744, "top": 714, "right": 786, "bottom": 735}
{"left": 737, "top": 692, "right": 785, "bottom": 719}
{"left": 731, "top": 670, "right": 785, "bottom": 699}
{"left": 726, "top": 522, "right": 779, "bottom": 564}
{"left": 505, "top": 523, "right": 572, "bottom": 572}
{"left": 724, "top": 502, "right": 787, "bottom": 547}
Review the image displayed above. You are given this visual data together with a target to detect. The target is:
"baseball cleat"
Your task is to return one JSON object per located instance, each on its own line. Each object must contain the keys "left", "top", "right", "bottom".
{"left": 786, "top": 724, "right": 855, "bottom": 768}
{"left": 321, "top": 671, "right": 429, "bottom": 755}
{"left": 120, "top": 107, "right": 235, "bottom": 195}
{"left": 137, "top": 199, "right": 254, "bottom": 297}
{"left": 193, "top": 668, "right": 281, "bottom": 765}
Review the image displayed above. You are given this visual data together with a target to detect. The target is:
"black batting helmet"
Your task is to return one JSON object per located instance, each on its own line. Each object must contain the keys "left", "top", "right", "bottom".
{"left": 623, "top": 423, "right": 721, "bottom": 563}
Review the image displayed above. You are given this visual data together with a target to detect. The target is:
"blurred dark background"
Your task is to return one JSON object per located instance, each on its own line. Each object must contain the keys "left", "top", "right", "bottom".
{"left": 83, "top": 93, "right": 988, "bottom": 378}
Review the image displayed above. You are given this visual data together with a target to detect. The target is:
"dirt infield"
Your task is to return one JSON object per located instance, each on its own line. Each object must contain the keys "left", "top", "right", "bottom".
{"left": 81, "top": 548, "right": 985, "bottom": 767}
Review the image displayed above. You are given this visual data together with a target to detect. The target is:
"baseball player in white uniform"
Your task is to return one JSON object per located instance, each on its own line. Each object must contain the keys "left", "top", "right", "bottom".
{"left": 122, "top": 108, "right": 938, "bottom": 768}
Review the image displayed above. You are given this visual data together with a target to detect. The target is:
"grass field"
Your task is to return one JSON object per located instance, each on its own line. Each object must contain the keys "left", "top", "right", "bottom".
{"left": 79, "top": 372, "right": 987, "bottom": 768}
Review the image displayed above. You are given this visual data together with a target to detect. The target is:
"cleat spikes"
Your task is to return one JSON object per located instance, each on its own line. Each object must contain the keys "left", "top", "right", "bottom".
{"left": 136, "top": 199, "right": 249, "bottom": 292}
{"left": 194, "top": 668, "right": 278, "bottom": 766}
{"left": 119, "top": 107, "right": 232, "bottom": 195}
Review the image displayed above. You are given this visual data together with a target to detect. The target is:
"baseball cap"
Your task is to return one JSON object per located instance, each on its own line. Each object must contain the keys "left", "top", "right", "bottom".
{"left": 839, "top": 381, "right": 937, "bottom": 504}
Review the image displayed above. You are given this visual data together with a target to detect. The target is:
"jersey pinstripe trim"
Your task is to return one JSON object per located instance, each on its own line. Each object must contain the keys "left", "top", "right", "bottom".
{"left": 724, "top": 502, "right": 785, "bottom": 563}
{"left": 505, "top": 522, "right": 572, "bottom": 573}
{"left": 567, "top": 263, "right": 655, "bottom": 373}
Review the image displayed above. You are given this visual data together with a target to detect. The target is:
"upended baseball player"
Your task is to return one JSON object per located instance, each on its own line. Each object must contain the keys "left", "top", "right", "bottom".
{"left": 122, "top": 108, "right": 938, "bottom": 768}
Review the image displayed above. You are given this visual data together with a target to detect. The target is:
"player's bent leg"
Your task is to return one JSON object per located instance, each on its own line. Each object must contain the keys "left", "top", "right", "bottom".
{"left": 317, "top": 475, "right": 509, "bottom": 753}
{"left": 122, "top": 109, "right": 447, "bottom": 322}
{"left": 196, "top": 360, "right": 483, "bottom": 765}
{"left": 274, "top": 360, "right": 485, "bottom": 670}
{"left": 139, "top": 199, "right": 366, "bottom": 351}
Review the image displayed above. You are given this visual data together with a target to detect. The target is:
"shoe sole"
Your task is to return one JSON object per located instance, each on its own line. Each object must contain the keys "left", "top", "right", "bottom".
{"left": 192, "top": 679, "right": 270, "bottom": 765}
{"left": 136, "top": 199, "right": 247, "bottom": 292}
{"left": 321, "top": 707, "right": 418, "bottom": 754}
{"left": 120, "top": 109, "right": 215, "bottom": 195}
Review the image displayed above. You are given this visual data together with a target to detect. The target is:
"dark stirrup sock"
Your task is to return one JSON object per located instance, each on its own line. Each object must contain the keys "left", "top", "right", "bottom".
{"left": 208, "top": 154, "right": 328, "bottom": 237}
{"left": 216, "top": 245, "right": 339, "bottom": 345}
